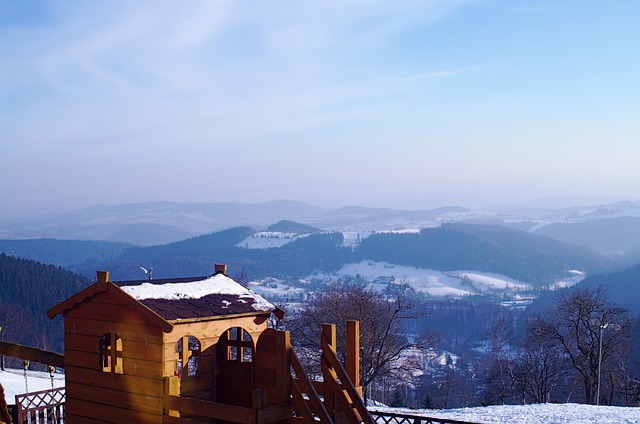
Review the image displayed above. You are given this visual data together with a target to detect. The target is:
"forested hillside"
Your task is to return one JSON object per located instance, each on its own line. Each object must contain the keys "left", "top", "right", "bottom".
{"left": 72, "top": 230, "right": 352, "bottom": 281}
{"left": 357, "top": 224, "right": 613, "bottom": 285}
{"left": 577, "top": 263, "right": 640, "bottom": 314}
{"left": 0, "top": 223, "right": 616, "bottom": 285}
{"left": 0, "top": 239, "right": 132, "bottom": 267}
{"left": 0, "top": 254, "right": 91, "bottom": 353}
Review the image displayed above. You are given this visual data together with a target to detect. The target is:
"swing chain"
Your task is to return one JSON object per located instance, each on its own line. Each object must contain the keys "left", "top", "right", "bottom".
{"left": 48, "top": 365, "right": 55, "bottom": 390}
{"left": 48, "top": 365, "right": 58, "bottom": 422}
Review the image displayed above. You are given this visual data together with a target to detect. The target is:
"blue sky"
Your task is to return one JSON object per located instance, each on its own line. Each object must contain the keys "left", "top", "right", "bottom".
{"left": 1, "top": 1, "right": 639, "bottom": 218}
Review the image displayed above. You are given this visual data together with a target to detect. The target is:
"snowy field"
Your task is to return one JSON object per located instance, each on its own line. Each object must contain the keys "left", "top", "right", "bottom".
{"left": 237, "top": 232, "right": 311, "bottom": 249}
{"left": 0, "top": 369, "right": 64, "bottom": 404}
{"left": 371, "top": 404, "right": 640, "bottom": 424}
{"left": 336, "top": 261, "right": 532, "bottom": 297}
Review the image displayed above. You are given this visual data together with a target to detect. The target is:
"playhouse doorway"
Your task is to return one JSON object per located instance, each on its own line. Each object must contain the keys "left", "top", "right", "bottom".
{"left": 216, "top": 327, "right": 255, "bottom": 407}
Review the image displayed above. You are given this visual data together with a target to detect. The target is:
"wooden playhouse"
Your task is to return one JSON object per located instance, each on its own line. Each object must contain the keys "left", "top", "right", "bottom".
{"left": 39, "top": 264, "right": 373, "bottom": 424}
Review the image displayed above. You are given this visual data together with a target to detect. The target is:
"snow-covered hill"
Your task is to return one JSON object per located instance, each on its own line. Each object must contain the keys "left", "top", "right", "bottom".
{"left": 246, "top": 260, "right": 584, "bottom": 303}
{"left": 334, "top": 261, "right": 577, "bottom": 298}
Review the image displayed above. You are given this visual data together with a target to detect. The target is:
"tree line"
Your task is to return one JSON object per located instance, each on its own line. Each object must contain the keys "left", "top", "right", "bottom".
{"left": 287, "top": 280, "right": 640, "bottom": 409}
{"left": 0, "top": 253, "right": 91, "bottom": 358}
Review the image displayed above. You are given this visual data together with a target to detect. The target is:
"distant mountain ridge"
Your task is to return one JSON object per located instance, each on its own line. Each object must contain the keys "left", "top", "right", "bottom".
{"left": 0, "top": 200, "right": 329, "bottom": 245}
{"left": 3, "top": 199, "right": 640, "bottom": 257}
{"left": 0, "top": 222, "right": 616, "bottom": 288}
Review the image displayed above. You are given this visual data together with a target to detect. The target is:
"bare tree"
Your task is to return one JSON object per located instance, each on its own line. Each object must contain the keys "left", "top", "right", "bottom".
{"left": 289, "top": 281, "right": 437, "bottom": 402}
{"left": 528, "top": 285, "right": 631, "bottom": 404}
{"left": 515, "top": 338, "right": 566, "bottom": 403}
{"left": 483, "top": 316, "right": 518, "bottom": 405}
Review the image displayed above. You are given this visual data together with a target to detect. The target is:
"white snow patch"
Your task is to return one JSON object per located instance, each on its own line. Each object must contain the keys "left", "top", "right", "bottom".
{"left": 550, "top": 270, "right": 587, "bottom": 290}
{"left": 248, "top": 280, "right": 305, "bottom": 297}
{"left": 371, "top": 403, "right": 640, "bottom": 424}
{"left": 448, "top": 271, "right": 530, "bottom": 291}
{"left": 336, "top": 261, "right": 471, "bottom": 297}
{"left": 237, "top": 232, "right": 311, "bottom": 249}
{"left": 341, "top": 231, "right": 375, "bottom": 247}
{"left": 335, "top": 261, "right": 532, "bottom": 297}
{"left": 0, "top": 369, "right": 65, "bottom": 404}
{"left": 120, "top": 274, "right": 275, "bottom": 311}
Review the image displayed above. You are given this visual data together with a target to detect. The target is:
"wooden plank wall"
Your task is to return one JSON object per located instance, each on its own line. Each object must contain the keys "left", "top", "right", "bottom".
{"left": 63, "top": 291, "right": 166, "bottom": 424}
{"left": 163, "top": 317, "right": 269, "bottom": 401}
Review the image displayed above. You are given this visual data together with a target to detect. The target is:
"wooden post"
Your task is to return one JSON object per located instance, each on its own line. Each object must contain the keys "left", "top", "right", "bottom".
{"left": 96, "top": 270, "right": 109, "bottom": 283}
{"left": 346, "top": 320, "right": 361, "bottom": 396}
{"left": 164, "top": 376, "right": 181, "bottom": 417}
{"left": 110, "top": 333, "right": 118, "bottom": 373}
{"left": 180, "top": 336, "right": 188, "bottom": 378}
{"left": 321, "top": 324, "right": 337, "bottom": 420}
{"left": 252, "top": 388, "right": 265, "bottom": 409}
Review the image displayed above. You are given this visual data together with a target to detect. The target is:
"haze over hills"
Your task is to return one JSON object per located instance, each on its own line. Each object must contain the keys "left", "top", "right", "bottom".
{"left": 3, "top": 199, "right": 640, "bottom": 249}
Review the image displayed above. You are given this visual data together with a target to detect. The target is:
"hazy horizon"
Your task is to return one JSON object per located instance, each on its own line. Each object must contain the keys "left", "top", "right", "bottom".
{"left": 3, "top": 194, "right": 639, "bottom": 222}
{"left": 2, "top": 1, "right": 639, "bottom": 219}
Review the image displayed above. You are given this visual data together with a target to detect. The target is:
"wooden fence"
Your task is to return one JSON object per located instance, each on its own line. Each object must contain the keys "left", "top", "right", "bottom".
{"left": 369, "top": 410, "right": 479, "bottom": 424}
{"left": 15, "top": 387, "right": 65, "bottom": 424}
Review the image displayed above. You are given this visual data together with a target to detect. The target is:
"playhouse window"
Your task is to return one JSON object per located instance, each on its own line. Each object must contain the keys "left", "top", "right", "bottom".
{"left": 177, "top": 335, "right": 201, "bottom": 377}
{"left": 100, "top": 333, "right": 123, "bottom": 374}
{"left": 226, "top": 327, "right": 253, "bottom": 363}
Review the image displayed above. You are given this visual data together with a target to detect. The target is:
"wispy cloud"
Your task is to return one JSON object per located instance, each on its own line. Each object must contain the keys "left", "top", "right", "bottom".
{"left": 2, "top": 0, "right": 474, "bottom": 153}
{"left": 401, "top": 61, "right": 512, "bottom": 82}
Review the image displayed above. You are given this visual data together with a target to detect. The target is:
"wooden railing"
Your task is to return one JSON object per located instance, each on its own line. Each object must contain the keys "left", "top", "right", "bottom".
{"left": 0, "top": 342, "right": 64, "bottom": 369}
{"left": 289, "top": 322, "right": 374, "bottom": 424}
{"left": 290, "top": 349, "right": 332, "bottom": 423}
{"left": 319, "top": 325, "right": 374, "bottom": 424}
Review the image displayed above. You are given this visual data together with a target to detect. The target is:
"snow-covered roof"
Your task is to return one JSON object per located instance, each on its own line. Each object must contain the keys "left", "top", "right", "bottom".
{"left": 119, "top": 273, "right": 277, "bottom": 321}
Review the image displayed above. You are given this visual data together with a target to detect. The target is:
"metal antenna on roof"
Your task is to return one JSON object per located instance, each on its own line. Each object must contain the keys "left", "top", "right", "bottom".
{"left": 140, "top": 267, "right": 153, "bottom": 280}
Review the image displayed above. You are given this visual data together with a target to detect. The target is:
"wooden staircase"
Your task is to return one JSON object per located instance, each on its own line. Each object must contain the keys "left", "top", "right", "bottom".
{"left": 290, "top": 321, "right": 374, "bottom": 424}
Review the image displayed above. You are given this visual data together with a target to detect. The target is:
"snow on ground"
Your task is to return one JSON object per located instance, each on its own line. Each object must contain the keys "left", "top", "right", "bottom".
{"left": 341, "top": 229, "right": 421, "bottom": 247}
{"left": 0, "top": 369, "right": 64, "bottom": 404}
{"left": 371, "top": 403, "right": 640, "bottom": 424}
{"left": 369, "top": 403, "right": 640, "bottom": 424}
{"left": 447, "top": 271, "right": 531, "bottom": 291}
{"left": 237, "top": 232, "right": 311, "bottom": 249}
{"left": 335, "top": 261, "right": 530, "bottom": 297}
{"left": 337, "top": 261, "right": 470, "bottom": 297}
{"left": 550, "top": 269, "right": 586, "bottom": 290}
{"left": 248, "top": 280, "right": 306, "bottom": 298}
{"left": 341, "top": 231, "right": 374, "bottom": 247}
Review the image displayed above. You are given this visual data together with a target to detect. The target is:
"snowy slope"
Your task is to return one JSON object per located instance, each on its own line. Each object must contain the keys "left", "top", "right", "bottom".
{"left": 237, "top": 232, "right": 311, "bottom": 249}
{"left": 371, "top": 404, "right": 640, "bottom": 424}
{"left": 335, "top": 261, "right": 536, "bottom": 297}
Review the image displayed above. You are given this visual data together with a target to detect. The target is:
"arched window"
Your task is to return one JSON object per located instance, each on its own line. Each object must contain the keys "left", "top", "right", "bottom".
{"left": 100, "top": 333, "right": 123, "bottom": 374}
{"left": 225, "top": 327, "right": 253, "bottom": 363}
{"left": 177, "top": 335, "right": 201, "bottom": 377}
